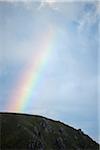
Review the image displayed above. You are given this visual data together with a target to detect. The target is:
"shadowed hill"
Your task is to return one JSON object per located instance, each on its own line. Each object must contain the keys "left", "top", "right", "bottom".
{"left": 0, "top": 112, "right": 99, "bottom": 150}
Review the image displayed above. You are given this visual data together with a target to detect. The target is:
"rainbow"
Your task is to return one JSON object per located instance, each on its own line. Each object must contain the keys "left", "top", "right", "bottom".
{"left": 8, "top": 26, "right": 55, "bottom": 112}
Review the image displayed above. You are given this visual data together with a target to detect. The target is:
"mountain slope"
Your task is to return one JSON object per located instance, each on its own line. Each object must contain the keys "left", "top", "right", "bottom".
{"left": 0, "top": 112, "right": 99, "bottom": 150}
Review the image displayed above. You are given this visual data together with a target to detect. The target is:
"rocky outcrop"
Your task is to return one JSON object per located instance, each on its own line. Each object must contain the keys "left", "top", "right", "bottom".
{"left": 0, "top": 112, "right": 99, "bottom": 150}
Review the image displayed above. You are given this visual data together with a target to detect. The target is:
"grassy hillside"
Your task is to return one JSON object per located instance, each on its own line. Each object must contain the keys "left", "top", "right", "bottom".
{"left": 0, "top": 112, "right": 99, "bottom": 150}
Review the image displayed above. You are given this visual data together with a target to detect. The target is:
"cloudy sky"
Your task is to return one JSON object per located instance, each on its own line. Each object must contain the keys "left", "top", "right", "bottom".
{"left": 0, "top": 0, "right": 99, "bottom": 142}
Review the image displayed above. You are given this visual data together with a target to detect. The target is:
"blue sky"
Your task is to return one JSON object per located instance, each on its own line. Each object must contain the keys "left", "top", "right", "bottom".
{"left": 0, "top": 0, "right": 99, "bottom": 142}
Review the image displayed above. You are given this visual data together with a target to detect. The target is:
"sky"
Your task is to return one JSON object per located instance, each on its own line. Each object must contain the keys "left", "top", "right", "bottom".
{"left": 0, "top": 0, "right": 99, "bottom": 142}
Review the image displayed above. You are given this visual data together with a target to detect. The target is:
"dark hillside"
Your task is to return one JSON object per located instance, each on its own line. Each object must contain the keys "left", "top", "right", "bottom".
{"left": 0, "top": 112, "right": 99, "bottom": 150}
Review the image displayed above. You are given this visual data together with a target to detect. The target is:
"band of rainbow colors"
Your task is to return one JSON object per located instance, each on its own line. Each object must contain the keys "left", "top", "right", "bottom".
{"left": 8, "top": 26, "right": 55, "bottom": 112}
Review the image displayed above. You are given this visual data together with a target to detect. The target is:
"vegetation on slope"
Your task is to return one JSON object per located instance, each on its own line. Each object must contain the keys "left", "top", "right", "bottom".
{"left": 0, "top": 112, "right": 99, "bottom": 150}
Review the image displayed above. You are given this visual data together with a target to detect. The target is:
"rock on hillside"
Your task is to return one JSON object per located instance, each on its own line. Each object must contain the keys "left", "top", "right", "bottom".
{"left": 0, "top": 112, "right": 99, "bottom": 150}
